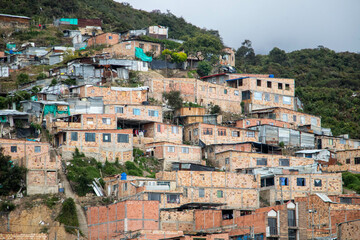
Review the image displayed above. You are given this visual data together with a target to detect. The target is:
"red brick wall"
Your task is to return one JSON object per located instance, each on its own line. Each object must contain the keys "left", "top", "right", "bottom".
{"left": 87, "top": 33, "right": 119, "bottom": 47}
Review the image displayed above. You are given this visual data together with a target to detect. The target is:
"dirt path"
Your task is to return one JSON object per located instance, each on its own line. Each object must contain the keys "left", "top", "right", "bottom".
{"left": 59, "top": 168, "right": 88, "bottom": 238}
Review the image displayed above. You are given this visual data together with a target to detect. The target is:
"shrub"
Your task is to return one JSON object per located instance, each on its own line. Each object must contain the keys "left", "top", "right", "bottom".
{"left": 163, "top": 91, "right": 183, "bottom": 109}
{"left": 57, "top": 198, "right": 79, "bottom": 234}
{"left": 196, "top": 61, "right": 212, "bottom": 77}
{"left": 0, "top": 201, "right": 15, "bottom": 212}
{"left": 36, "top": 72, "right": 47, "bottom": 80}
{"left": 210, "top": 105, "right": 221, "bottom": 114}
{"left": 16, "top": 73, "right": 30, "bottom": 85}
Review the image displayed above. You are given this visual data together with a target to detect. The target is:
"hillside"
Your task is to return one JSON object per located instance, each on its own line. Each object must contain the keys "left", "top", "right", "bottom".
{"left": 236, "top": 44, "right": 360, "bottom": 138}
{"left": 0, "top": 0, "right": 220, "bottom": 40}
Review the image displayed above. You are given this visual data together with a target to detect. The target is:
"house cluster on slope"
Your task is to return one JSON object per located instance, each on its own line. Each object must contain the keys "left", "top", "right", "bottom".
{"left": 1, "top": 14, "right": 360, "bottom": 240}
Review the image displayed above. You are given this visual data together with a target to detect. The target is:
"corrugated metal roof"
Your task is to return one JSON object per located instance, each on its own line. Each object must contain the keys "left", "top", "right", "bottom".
{"left": 295, "top": 149, "right": 323, "bottom": 154}
{"left": 0, "top": 110, "right": 29, "bottom": 116}
{"left": 0, "top": 14, "right": 31, "bottom": 19}
{"left": 316, "top": 193, "right": 333, "bottom": 203}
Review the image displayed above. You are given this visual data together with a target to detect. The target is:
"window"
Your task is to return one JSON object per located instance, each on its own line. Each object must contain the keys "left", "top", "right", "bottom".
{"left": 234, "top": 90, "right": 239, "bottom": 96}
{"left": 157, "top": 124, "right": 161, "bottom": 132}
{"left": 268, "top": 218, "right": 278, "bottom": 235}
{"left": 254, "top": 92, "right": 262, "bottom": 100}
{"left": 193, "top": 128, "right": 198, "bottom": 136}
{"left": 293, "top": 115, "right": 297, "bottom": 122}
{"left": 87, "top": 117, "right": 94, "bottom": 124}
{"left": 232, "top": 131, "right": 240, "bottom": 137}
{"left": 279, "top": 158, "right": 290, "bottom": 166}
{"left": 246, "top": 131, "right": 255, "bottom": 138}
{"left": 167, "top": 194, "right": 180, "bottom": 203}
{"left": 115, "top": 107, "right": 123, "bottom": 113}
{"left": 305, "top": 153, "right": 312, "bottom": 158}
{"left": 314, "top": 179, "right": 322, "bottom": 187}
{"left": 242, "top": 90, "right": 250, "bottom": 100}
{"left": 201, "top": 86, "right": 205, "bottom": 91}
{"left": 297, "top": 178, "right": 306, "bottom": 186}
{"left": 283, "top": 96, "right": 291, "bottom": 105}
{"left": 181, "top": 147, "right": 189, "bottom": 154}
{"left": 117, "top": 134, "right": 129, "bottom": 143}
{"left": 282, "top": 114, "right": 288, "bottom": 122}
{"left": 199, "top": 188, "right": 205, "bottom": 198}
{"left": 102, "top": 118, "right": 111, "bottom": 125}
{"left": 246, "top": 120, "right": 250, "bottom": 125}
{"left": 203, "top": 128, "right": 213, "bottom": 135}
{"left": 222, "top": 210, "right": 234, "bottom": 220}
{"left": 256, "top": 158, "right": 267, "bottom": 166}
{"left": 71, "top": 132, "right": 78, "bottom": 141}
{"left": 224, "top": 89, "right": 227, "bottom": 94}
{"left": 171, "top": 126, "right": 179, "bottom": 134}
{"left": 148, "top": 110, "right": 159, "bottom": 117}
{"left": 285, "top": 84, "right": 290, "bottom": 90}
{"left": 218, "top": 129, "right": 226, "bottom": 136}
{"left": 257, "top": 120, "right": 261, "bottom": 125}
{"left": 340, "top": 197, "right": 352, "bottom": 204}
{"left": 139, "top": 43, "right": 144, "bottom": 49}
{"left": 355, "top": 158, "right": 360, "bottom": 164}
{"left": 125, "top": 44, "right": 131, "bottom": 49}
{"left": 288, "top": 210, "right": 296, "bottom": 227}
{"left": 11, "top": 146, "right": 17, "bottom": 153}
{"left": 225, "top": 158, "right": 230, "bottom": 165}
{"left": 280, "top": 177, "right": 288, "bottom": 186}
{"left": 168, "top": 146, "right": 175, "bottom": 152}
{"left": 123, "top": 182, "right": 127, "bottom": 191}
{"left": 109, "top": 36, "right": 112, "bottom": 39}
{"left": 257, "top": 79, "right": 261, "bottom": 86}
{"left": 278, "top": 83, "right": 283, "bottom": 89}
{"left": 340, "top": 139, "right": 346, "bottom": 144}
{"left": 300, "top": 116, "right": 306, "bottom": 124}
{"left": 261, "top": 177, "right": 274, "bottom": 187}
{"left": 217, "top": 190, "right": 223, "bottom": 198}
{"left": 288, "top": 229, "right": 297, "bottom": 240}
{"left": 103, "top": 133, "right": 111, "bottom": 142}
{"left": 311, "top": 117, "right": 317, "bottom": 126}
{"left": 148, "top": 193, "right": 161, "bottom": 202}
{"left": 264, "top": 93, "right": 270, "bottom": 101}
{"left": 209, "top": 87, "right": 215, "bottom": 93}
{"left": 274, "top": 94, "right": 279, "bottom": 103}
{"left": 85, "top": 133, "right": 96, "bottom": 142}
{"left": 267, "top": 81, "right": 272, "bottom": 88}
{"left": 133, "top": 108, "right": 140, "bottom": 116}
{"left": 34, "top": 146, "right": 41, "bottom": 153}
{"left": 329, "top": 139, "right": 334, "bottom": 145}
{"left": 238, "top": 79, "right": 243, "bottom": 86}
{"left": 346, "top": 158, "right": 351, "bottom": 164}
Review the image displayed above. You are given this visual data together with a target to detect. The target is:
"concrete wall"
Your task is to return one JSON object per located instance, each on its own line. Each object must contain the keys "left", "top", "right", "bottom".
{"left": 62, "top": 129, "right": 133, "bottom": 163}
{"left": 87, "top": 200, "right": 160, "bottom": 240}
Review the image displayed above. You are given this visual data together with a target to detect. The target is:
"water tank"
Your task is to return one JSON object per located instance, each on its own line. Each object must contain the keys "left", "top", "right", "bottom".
{"left": 121, "top": 172, "right": 127, "bottom": 180}
{"left": 269, "top": 74, "right": 274, "bottom": 78}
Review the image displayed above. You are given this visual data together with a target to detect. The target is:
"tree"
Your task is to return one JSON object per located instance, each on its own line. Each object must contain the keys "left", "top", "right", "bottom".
{"left": 161, "top": 49, "right": 187, "bottom": 63}
{"left": 162, "top": 91, "right": 183, "bottom": 110}
{"left": 196, "top": 61, "right": 212, "bottom": 77}
{"left": 16, "top": 73, "right": 30, "bottom": 85}
{"left": 269, "top": 47, "right": 287, "bottom": 65}
{"left": 181, "top": 33, "right": 223, "bottom": 60}
{"left": 0, "top": 148, "right": 27, "bottom": 196}
{"left": 210, "top": 105, "right": 221, "bottom": 114}
{"left": 235, "top": 39, "right": 256, "bottom": 66}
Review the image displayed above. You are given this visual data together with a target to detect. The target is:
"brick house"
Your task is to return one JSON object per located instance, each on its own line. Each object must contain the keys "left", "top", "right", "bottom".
{"left": 174, "top": 107, "right": 222, "bottom": 125}
{"left": 0, "top": 139, "right": 60, "bottom": 195}
{"left": 250, "top": 107, "right": 321, "bottom": 130}
{"left": 60, "top": 129, "right": 133, "bottom": 163}
{"left": 219, "top": 47, "right": 235, "bottom": 66}
{"left": 105, "top": 104, "right": 163, "bottom": 123}
{"left": 103, "top": 40, "right": 162, "bottom": 58}
{"left": 135, "top": 123, "right": 183, "bottom": 146}
{"left": 315, "top": 135, "right": 360, "bottom": 151}
{"left": 87, "top": 32, "right": 120, "bottom": 47}
{"left": 296, "top": 193, "right": 360, "bottom": 239}
{"left": 212, "top": 151, "right": 315, "bottom": 171}
{"left": 71, "top": 85, "right": 149, "bottom": 105}
{"left": 183, "top": 123, "right": 258, "bottom": 146}
{"left": 236, "top": 118, "right": 293, "bottom": 129}
{"left": 145, "top": 142, "right": 202, "bottom": 170}
{"left": 0, "top": 13, "right": 30, "bottom": 28}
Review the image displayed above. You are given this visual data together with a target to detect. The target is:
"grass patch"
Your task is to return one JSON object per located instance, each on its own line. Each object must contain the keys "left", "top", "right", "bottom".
{"left": 342, "top": 172, "right": 360, "bottom": 193}
{"left": 56, "top": 198, "right": 79, "bottom": 234}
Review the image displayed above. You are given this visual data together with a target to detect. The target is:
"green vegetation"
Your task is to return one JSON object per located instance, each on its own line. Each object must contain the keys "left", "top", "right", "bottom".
{"left": 342, "top": 172, "right": 360, "bottom": 193}
{"left": 56, "top": 198, "right": 79, "bottom": 234}
{"left": 44, "top": 195, "right": 59, "bottom": 209}
{"left": 196, "top": 61, "right": 212, "bottom": 77}
{"left": 0, "top": 201, "right": 16, "bottom": 212}
{"left": 162, "top": 49, "right": 187, "bottom": 63}
{"left": 16, "top": 73, "right": 30, "bottom": 85}
{"left": 163, "top": 90, "right": 183, "bottom": 110}
{"left": 210, "top": 105, "right": 221, "bottom": 114}
{"left": 36, "top": 72, "right": 47, "bottom": 80}
{"left": 183, "top": 102, "right": 202, "bottom": 108}
{"left": 181, "top": 33, "right": 223, "bottom": 61}
{"left": 235, "top": 40, "right": 360, "bottom": 138}
{"left": 139, "top": 35, "right": 181, "bottom": 50}
{"left": 0, "top": 148, "right": 27, "bottom": 196}
{"left": 66, "top": 148, "right": 159, "bottom": 196}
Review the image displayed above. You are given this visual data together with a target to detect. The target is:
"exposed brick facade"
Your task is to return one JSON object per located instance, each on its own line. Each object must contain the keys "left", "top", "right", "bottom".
{"left": 183, "top": 123, "right": 258, "bottom": 145}
{"left": 316, "top": 135, "right": 360, "bottom": 150}
{"left": 105, "top": 104, "right": 163, "bottom": 123}
{"left": 0, "top": 138, "right": 60, "bottom": 195}
{"left": 103, "top": 40, "right": 162, "bottom": 59}
{"left": 87, "top": 200, "right": 160, "bottom": 240}
{"left": 145, "top": 142, "right": 202, "bottom": 170}
{"left": 87, "top": 33, "right": 119, "bottom": 47}
{"left": 0, "top": 233, "right": 47, "bottom": 240}
{"left": 236, "top": 118, "right": 293, "bottom": 129}
{"left": 61, "top": 129, "right": 133, "bottom": 163}
{"left": 213, "top": 151, "right": 315, "bottom": 171}
{"left": 204, "top": 143, "right": 254, "bottom": 161}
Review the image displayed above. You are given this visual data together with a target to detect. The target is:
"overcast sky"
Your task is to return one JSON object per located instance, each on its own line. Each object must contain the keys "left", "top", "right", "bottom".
{"left": 120, "top": 0, "right": 360, "bottom": 54}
